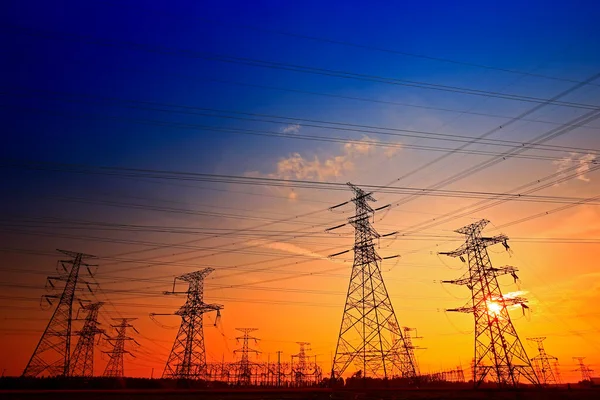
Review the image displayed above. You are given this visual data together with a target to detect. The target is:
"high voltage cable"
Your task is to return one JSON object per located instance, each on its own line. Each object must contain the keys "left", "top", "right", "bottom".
{"left": 3, "top": 24, "right": 600, "bottom": 110}
{"left": 5, "top": 88, "right": 600, "bottom": 155}
{"left": 98, "top": 0, "right": 596, "bottom": 87}
{"left": 27, "top": 59, "right": 600, "bottom": 132}
{"left": 3, "top": 160, "right": 600, "bottom": 205}
{"left": 2, "top": 104, "right": 592, "bottom": 164}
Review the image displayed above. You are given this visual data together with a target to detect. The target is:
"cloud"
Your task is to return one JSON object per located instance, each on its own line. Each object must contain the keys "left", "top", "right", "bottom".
{"left": 282, "top": 124, "right": 301, "bottom": 134}
{"left": 245, "top": 239, "right": 345, "bottom": 264}
{"left": 270, "top": 135, "right": 400, "bottom": 181}
{"left": 553, "top": 153, "right": 596, "bottom": 183}
{"left": 246, "top": 135, "right": 402, "bottom": 200}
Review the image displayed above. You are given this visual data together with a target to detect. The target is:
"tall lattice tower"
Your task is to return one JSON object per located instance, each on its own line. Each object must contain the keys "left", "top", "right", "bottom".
{"left": 527, "top": 337, "right": 558, "bottom": 385}
{"left": 157, "top": 268, "right": 223, "bottom": 379}
{"left": 70, "top": 302, "right": 105, "bottom": 377}
{"left": 573, "top": 357, "right": 593, "bottom": 382}
{"left": 234, "top": 328, "right": 260, "bottom": 385}
{"left": 330, "top": 183, "right": 417, "bottom": 379}
{"left": 22, "top": 250, "right": 96, "bottom": 377}
{"left": 440, "top": 219, "right": 538, "bottom": 387}
{"left": 292, "top": 342, "right": 311, "bottom": 384}
{"left": 103, "top": 318, "right": 139, "bottom": 378}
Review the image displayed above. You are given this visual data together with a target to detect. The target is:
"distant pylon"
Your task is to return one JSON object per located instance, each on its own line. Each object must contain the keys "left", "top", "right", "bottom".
{"left": 22, "top": 250, "right": 96, "bottom": 377}
{"left": 70, "top": 302, "right": 105, "bottom": 377}
{"left": 292, "top": 342, "right": 311, "bottom": 383}
{"left": 440, "top": 219, "right": 538, "bottom": 387}
{"left": 573, "top": 357, "right": 593, "bottom": 382}
{"left": 527, "top": 337, "right": 558, "bottom": 385}
{"left": 103, "top": 318, "right": 139, "bottom": 378}
{"left": 157, "top": 268, "right": 223, "bottom": 379}
{"left": 329, "top": 183, "right": 417, "bottom": 379}
{"left": 553, "top": 360, "right": 563, "bottom": 384}
{"left": 234, "top": 328, "right": 260, "bottom": 385}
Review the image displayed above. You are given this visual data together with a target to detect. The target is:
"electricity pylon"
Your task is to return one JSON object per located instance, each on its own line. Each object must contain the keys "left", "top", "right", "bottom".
{"left": 292, "top": 342, "right": 311, "bottom": 384}
{"left": 22, "top": 250, "right": 96, "bottom": 377}
{"left": 103, "top": 318, "right": 139, "bottom": 378}
{"left": 234, "top": 328, "right": 260, "bottom": 385}
{"left": 440, "top": 219, "right": 538, "bottom": 387}
{"left": 70, "top": 302, "right": 105, "bottom": 377}
{"left": 573, "top": 357, "right": 593, "bottom": 382}
{"left": 329, "top": 183, "right": 417, "bottom": 379}
{"left": 527, "top": 337, "right": 558, "bottom": 385}
{"left": 156, "top": 268, "right": 223, "bottom": 379}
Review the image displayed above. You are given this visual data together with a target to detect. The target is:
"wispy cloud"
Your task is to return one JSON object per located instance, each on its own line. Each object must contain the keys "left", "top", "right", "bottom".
{"left": 282, "top": 124, "right": 301, "bottom": 134}
{"left": 245, "top": 135, "right": 401, "bottom": 200}
{"left": 270, "top": 135, "right": 400, "bottom": 181}
{"left": 553, "top": 153, "right": 596, "bottom": 183}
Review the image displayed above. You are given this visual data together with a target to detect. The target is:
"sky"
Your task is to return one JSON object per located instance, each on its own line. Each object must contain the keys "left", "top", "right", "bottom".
{"left": 1, "top": 0, "right": 600, "bottom": 383}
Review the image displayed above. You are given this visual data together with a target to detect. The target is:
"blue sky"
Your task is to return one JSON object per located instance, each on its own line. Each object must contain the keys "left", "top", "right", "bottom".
{"left": 3, "top": 0, "right": 600, "bottom": 173}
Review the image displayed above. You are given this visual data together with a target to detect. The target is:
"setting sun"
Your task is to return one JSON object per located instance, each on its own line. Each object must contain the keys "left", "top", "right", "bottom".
{"left": 486, "top": 301, "right": 502, "bottom": 316}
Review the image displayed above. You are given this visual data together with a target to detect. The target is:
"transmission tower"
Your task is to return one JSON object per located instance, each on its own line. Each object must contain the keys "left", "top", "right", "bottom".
{"left": 292, "top": 342, "right": 311, "bottom": 384}
{"left": 527, "top": 337, "right": 558, "bottom": 385}
{"left": 234, "top": 328, "right": 260, "bottom": 385}
{"left": 103, "top": 318, "right": 139, "bottom": 378}
{"left": 440, "top": 219, "right": 538, "bottom": 387}
{"left": 22, "top": 250, "right": 96, "bottom": 377}
{"left": 156, "top": 268, "right": 223, "bottom": 379}
{"left": 573, "top": 357, "right": 593, "bottom": 382}
{"left": 70, "top": 302, "right": 105, "bottom": 377}
{"left": 329, "top": 183, "right": 417, "bottom": 379}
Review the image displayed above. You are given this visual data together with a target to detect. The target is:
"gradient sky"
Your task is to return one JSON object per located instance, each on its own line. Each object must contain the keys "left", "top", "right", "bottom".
{"left": 2, "top": 0, "right": 600, "bottom": 382}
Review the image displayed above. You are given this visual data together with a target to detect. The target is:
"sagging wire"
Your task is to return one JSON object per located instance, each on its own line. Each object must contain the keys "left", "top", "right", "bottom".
{"left": 437, "top": 253, "right": 464, "bottom": 270}
{"left": 149, "top": 313, "right": 178, "bottom": 330}
{"left": 443, "top": 311, "right": 473, "bottom": 335}
{"left": 437, "top": 281, "right": 469, "bottom": 300}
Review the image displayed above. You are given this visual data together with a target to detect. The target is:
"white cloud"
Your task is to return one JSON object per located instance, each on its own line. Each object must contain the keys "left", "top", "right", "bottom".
{"left": 282, "top": 124, "right": 301, "bottom": 134}
{"left": 553, "top": 153, "right": 597, "bottom": 183}
{"left": 270, "top": 135, "right": 401, "bottom": 181}
{"left": 247, "top": 135, "right": 402, "bottom": 200}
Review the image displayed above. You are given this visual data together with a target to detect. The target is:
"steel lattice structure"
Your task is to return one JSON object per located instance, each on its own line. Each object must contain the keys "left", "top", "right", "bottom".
{"left": 527, "top": 337, "right": 559, "bottom": 385}
{"left": 22, "top": 250, "right": 96, "bottom": 377}
{"left": 70, "top": 302, "right": 105, "bottom": 377}
{"left": 330, "top": 183, "right": 417, "bottom": 379}
{"left": 158, "top": 268, "right": 223, "bottom": 379}
{"left": 103, "top": 318, "right": 139, "bottom": 378}
{"left": 234, "top": 328, "right": 261, "bottom": 385}
{"left": 573, "top": 357, "right": 593, "bottom": 382}
{"left": 440, "top": 219, "right": 538, "bottom": 387}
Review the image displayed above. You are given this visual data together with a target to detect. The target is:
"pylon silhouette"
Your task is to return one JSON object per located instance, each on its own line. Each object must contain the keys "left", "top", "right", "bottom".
{"left": 440, "top": 219, "right": 538, "bottom": 387}
{"left": 103, "top": 318, "right": 139, "bottom": 378}
{"left": 329, "top": 183, "right": 417, "bottom": 379}
{"left": 573, "top": 357, "right": 593, "bottom": 382}
{"left": 234, "top": 328, "right": 260, "bottom": 385}
{"left": 70, "top": 302, "right": 105, "bottom": 377}
{"left": 22, "top": 250, "right": 96, "bottom": 377}
{"left": 158, "top": 268, "right": 222, "bottom": 379}
{"left": 527, "top": 337, "right": 558, "bottom": 385}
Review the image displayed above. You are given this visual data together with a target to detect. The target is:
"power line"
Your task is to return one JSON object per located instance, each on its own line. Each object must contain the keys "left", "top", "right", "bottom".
{"left": 102, "top": 0, "right": 595, "bottom": 87}
{"left": 5, "top": 87, "right": 600, "bottom": 155}
{"left": 4, "top": 24, "right": 600, "bottom": 110}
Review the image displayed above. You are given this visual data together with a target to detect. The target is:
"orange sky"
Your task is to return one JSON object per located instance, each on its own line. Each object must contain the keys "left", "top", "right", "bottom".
{"left": 2, "top": 144, "right": 600, "bottom": 382}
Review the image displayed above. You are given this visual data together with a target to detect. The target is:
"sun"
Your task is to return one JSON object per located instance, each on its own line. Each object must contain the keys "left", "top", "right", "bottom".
{"left": 487, "top": 301, "right": 502, "bottom": 316}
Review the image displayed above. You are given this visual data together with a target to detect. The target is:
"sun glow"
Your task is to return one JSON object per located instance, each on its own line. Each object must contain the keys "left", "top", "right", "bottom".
{"left": 487, "top": 301, "right": 502, "bottom": 316}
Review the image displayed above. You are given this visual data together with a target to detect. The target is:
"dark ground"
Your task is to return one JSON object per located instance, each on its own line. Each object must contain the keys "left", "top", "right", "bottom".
{"left": 0, "top": 388, "right": 599, "bottom": 400}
